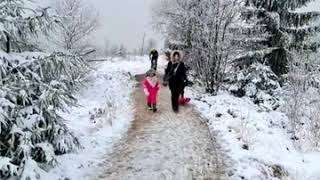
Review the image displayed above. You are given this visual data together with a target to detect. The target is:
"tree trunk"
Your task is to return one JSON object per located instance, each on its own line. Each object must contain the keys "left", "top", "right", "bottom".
{"left": 6, "top": 34, "right": 10, "bottom": 53}
{"left": 140, "top": 33, "right": 146, "bottom": 56}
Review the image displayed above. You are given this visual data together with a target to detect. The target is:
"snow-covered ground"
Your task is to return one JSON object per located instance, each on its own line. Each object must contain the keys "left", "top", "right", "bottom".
{"left": 40, "top": 54, "right": 320, "bottom": 180}
{"left": 43, "top": 56, "right": 153, "bottom": 180}
{"left": 187, "top": 88, "right": 320, "bottom": 180}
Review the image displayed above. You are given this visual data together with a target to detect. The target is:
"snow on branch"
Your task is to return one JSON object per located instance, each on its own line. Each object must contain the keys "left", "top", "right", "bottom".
{"left": 0, "top": 51, "right": 88, "bottom": 179}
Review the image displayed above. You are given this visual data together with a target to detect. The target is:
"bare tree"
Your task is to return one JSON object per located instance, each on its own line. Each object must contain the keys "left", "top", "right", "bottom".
{"left": 153, "top": 0, "right": 241, "bottom": 93}
{"left": 110, "top": 44, "right": 119, "bottom": 57}
{"left": 284, "top": 50, "right": 320, "bottom": 150}
{"left": 54, "top": 0, "right": 99, "bottom": 54}
{"left": 131, "top": 48, "right": 140, "bottom": 56}
{"left": 103, "top": 38, "right": 111, "bottom": 57}
{"left": 118, "top": 44, "right": 128, "bottom": 58}
{"left": 140, "top": 32, "right": 146, "bottom": 55}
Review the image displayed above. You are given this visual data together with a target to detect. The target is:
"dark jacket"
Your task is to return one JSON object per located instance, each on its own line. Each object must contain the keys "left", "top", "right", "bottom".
{"left": 164, "top": 61, "right": 187, "bottom": 91}
{"left": 149, "top": 50, "right": 159, "bottom": 60}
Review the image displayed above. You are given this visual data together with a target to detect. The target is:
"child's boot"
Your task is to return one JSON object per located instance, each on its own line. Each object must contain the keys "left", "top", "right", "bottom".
{"left": 152, "top": 103, "right": 157, "bottom": 112}
{"left": 148, "top": 103, "right": 152, "bottom": 110}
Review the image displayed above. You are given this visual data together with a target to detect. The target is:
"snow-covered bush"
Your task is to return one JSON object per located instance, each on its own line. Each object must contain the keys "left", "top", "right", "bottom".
{"left": 226, "top": 63, "right": 281, "bottom": 111}
{"left": 0, "top": 51, "right": 89, "bottom": 179}
{"left": 282, "top": 51, "right": 320, "bottom": 151}
{"left": 0, "top": 1, "right": 91, "bottom": 178}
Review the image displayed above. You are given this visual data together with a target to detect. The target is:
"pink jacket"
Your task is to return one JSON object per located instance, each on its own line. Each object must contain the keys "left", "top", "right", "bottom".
{"left": 143, "top": 76, "right": 160, "bottom": 104}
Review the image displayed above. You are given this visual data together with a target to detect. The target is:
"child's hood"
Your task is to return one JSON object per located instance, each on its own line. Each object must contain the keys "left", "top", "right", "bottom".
{"left": 146, "top": 76, "right": 159, "bottom": 87}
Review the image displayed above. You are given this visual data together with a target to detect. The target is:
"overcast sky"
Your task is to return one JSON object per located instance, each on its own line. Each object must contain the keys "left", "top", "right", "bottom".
{"left": 296, "top": 0, "right": 320, "bottom": 12}
{"left": 89, "top": 0, "right": 163, "bottom": 51}
{"left": 88, "top": 0, "right": 320, "bottom": 52}
{"left": 45, "top": 0, "right": 320, "bottom": 52}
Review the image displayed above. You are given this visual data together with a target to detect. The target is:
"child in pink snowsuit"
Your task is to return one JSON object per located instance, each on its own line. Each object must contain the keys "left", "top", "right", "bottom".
{"left": 143, "top": 69, "right": 160, "bottom": 112}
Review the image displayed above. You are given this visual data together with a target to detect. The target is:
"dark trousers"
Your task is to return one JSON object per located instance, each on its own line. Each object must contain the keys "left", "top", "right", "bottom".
{"left": 171, "top": 89, "right": 180, "bottom": 111}
{"left": 181, "top": 85, "right": 185, "bottom": 97}
{"left": 151, "top": 59, "right": 158, "bottom": 71}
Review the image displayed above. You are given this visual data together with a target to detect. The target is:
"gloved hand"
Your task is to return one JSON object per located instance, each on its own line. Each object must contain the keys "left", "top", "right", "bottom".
{"left": 144, "top": 89, "right": 150, "bottom": 96}
{"left": 184, "top": 79, "right": 194, "bottom": 87}
{"left": 162, "top": 81, "right": 168, "bottom": 87}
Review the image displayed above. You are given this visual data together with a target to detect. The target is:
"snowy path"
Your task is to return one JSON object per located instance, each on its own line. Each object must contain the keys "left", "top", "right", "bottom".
{"left": 97, "top": 74, "right": 226, "bottom": 180}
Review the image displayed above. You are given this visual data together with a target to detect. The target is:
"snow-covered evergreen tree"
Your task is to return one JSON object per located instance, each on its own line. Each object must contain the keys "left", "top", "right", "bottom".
{"left": 236, "top": 0, "right": 320, "bottom": 75}
{"left": 225, "top": 0, "right": 320, "bottom": 109}
{"left": 0, "top": 52, "right": 88, "bottom": 179}
{"left": 0, "top": 0, "right": 89, "bottom": 179}
{"left": 0, "top": 0, "right": 57, "bottom": 53}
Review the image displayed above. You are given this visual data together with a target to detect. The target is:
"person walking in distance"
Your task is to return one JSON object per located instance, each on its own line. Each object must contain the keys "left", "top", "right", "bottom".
{"left": 149, "top": 49, "right": 159, "bottom": 71}
{"left": 163, "top": 51, "right": 187, "bottom": 113}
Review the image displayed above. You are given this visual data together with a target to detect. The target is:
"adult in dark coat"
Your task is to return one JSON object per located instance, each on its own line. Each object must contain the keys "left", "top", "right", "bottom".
{"left": 149, "top": 49, "right": 159, "bottom": 71}
{"left": 164, "top": 51, "right": 187, "bottom": 113}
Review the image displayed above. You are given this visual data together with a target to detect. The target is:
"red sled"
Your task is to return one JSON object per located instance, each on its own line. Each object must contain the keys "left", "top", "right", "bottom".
{"left": 179, "top": 97, "right": 191, "bottom": 105}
